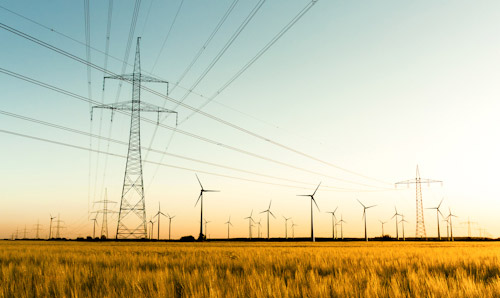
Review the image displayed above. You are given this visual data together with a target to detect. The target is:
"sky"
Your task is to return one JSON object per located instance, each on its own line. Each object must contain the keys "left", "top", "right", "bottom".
{"left": 0, "top": 0, "right": 499, "bottom": 240}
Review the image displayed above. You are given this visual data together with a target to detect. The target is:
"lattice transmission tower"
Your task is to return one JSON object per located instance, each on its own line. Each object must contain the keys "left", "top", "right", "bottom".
{"left": 92, "top": 37, "right": 177, "bottom": 239}
{"left": 395, "top": 165, "right": 442, "bottom": 238}
{"left": 92, "top": 188, "right": 116, "bottom": 239}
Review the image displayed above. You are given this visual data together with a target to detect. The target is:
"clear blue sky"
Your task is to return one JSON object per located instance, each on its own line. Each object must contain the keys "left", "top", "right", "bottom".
{"left": 0, "top": 0, "right": 499, "bottom": 239}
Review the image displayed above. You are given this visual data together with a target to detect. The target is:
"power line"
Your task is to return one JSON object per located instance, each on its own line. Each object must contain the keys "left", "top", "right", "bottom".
{"left": 0, "top": 66, "right": 390, "bottom": 189}
{"left": 0, "top": 109, "right": 389, "bottom": 193}
{"left": 0, "top": 22, "right": 391, "bottom": 187}
{"left": 181, "top": 0, "right": 319, "bottom": 124}
{"left": 150, "top": 0, "right": 185, "bottom": 73}
{"left": 0, "top": 128, "right": 391, "bottom": 193}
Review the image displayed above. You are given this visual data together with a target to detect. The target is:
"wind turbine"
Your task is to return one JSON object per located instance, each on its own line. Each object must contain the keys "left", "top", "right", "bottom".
{"left": 49, "top": 214, "right": 56, "bottom": 239}
{"left": 91, "top": 217, "right": 98, "bottom": 238}
{"left": 400, "top": 216, "right": 408, "bottom": 241}
{"left": 326, "top": 207, "right": 338, "bottom": 239}
{"left": 442, "top": 218, "right": 450, "bottom": 241}
{"left": 148, "top": 218, "right": 156, "bottom": 240}
{"left": 283, "top": 216, "right": 291, "bottom": 239}
{"left": 297, "top": 182, "right": 321, "bottom": 242}
{"left": 260, "top": 200, "right": 276, "bottom": 239}
{"left": 379, "top": 220, "right": 387, "bottom": 237}
{"left": 426, "top": 198, "right": 444, "bottom": 240}
{"left": 204, "top": 219, "right": 211, "bottom": 239}
{"left": 337, "top": 214, "right": 346, "bottom": 239}
{"left": 358, "top": 199, "right": 376, "bottom": 241}
{"left": 195, "top": 174, "right": 219, "bottom": 240}
{"left": 244, "top": 210, "right": 256, "bottom": 239}
{"left": 256, "top": 219, "right": 262, "bottom": 238}
{"left": 153, "top": 202, "right": 168, "bottom": 240}
{"left": 167, "top": 214, "right": 175, "bottom": 240}
{"left": 391, "top": 207, "right": 401, "bottom": 240}
{"left": 291, "top": 221, "right": 297, "bottom": 239}
{"left": 446, "top": 208, "right": 458, "bottom": 241}
{"left": 225, "top": 216, "right": 233, "bottom": 239}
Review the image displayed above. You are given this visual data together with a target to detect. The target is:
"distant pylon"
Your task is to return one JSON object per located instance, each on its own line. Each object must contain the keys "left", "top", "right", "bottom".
{"left": 396, "top": 165, "right": 442, "bottom": 238}
{"left": 34, "top": 219, "right": 43, "bottom": 239}
{"left": 93, "top": 188, "right": 116, "bottom": 238}
{"left": 92, "top": 37, "right": 177, "bottom": 239}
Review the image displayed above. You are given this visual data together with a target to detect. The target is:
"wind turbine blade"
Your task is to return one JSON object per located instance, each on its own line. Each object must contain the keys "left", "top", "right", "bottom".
{"left": 195, "top": 174, "right": 204, "bottom": 190}
{"left": 259, "top": 210, "right": 267, "bottom": 214}
{"left": 204, "top": 190, "right": 220, "bottom": 192}
{"left": 438, "top": 198, "right": 444, "bottom": 209}
{"left": 357, "top": 199, "right": 366, "bottom": 208}
{"left": 297, "top": 195, "right": 310, "bottom": 197}
{"left": 333, "top": 206, "right": 338, "bottom": 214}
{"left": 269, "top": 211, "right": 276, "bottom": 219}
{"left": 438, "top": 209, "right": 444, "bottom": 217}
{"left": 195, "top": 194, "right": 202, "bottom": 206}
{"left": 268, "top": 200, "right": 272, "bottom": 209}
{"left": 312, "top": 182, "right": 321, "bottom": 196}
{"left": 312, "top": 198, "right": 320, "bottom": 211}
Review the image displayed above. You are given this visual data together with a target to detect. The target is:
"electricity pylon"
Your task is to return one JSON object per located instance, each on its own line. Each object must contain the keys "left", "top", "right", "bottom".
{"left": 93, "top": 188, "right": 116, "bottom": 239}
{"left": 34, "top": 219, "right": 43, "bottom": 239}
{"left": 92, "top": 37, "right": 177, "bottom": 239}
{"left": 395, "top": 165, "right": 442, "bottom": 238}
{"left": 461, "top": 217, "right": 477, "bottom": 238}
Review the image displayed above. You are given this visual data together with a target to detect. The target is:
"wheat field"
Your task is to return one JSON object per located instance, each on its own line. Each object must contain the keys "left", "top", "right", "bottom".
{"left": 1, "top": 241, "right": 500, "bottom": 297}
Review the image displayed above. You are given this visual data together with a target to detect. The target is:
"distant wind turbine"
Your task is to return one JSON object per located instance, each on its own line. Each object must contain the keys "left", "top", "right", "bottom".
{"left": 391, "top": 207, "right": 401, "bottom": 240}
{"left": 244, "top": 210, "right": 256, "bottom": 239}
{"left": 91, "top": 217, "right": 98, "bottom": 238}
{"left": 297, "top": 182, "right": 321, "bottom": 242}
{"left": 167, "top": 213, "right": 175, "bottom": 240}
{"left": 153, "top": 202, "right": 168, "bottom": 240}
{"left": 291, "top": 221, "right": 297, "bottom": 239}
{"left": 379, "top": 220, "right": 387, "bottom": 237}
{"left": 225, "top": 216, "right": 233, "bottom": 239}
{"left": 283, "top": 216, "right": 291, "bottom": 239}
{"left": 400, "top": 216, "right": 408, "bottom": 241}
{"left": 326, "top": 207, "right": 338, "bottom": 239}
{"left": 446, "top": 208, "right": 458, "bottom": 241}
{"left": 260, "top": 200, "right": 276, "bottom": 239}
{"left": 426, "top": 198, "right": 444, "bottom": 240}
{"left": 49, "top": 214, "right": 56, "bottom": 239}
{"left": 195, "top": 174, "right": 219, "bottom": 240}
{"left": 148, "top": 218, "right": 156, "bottom": 240}
{"left": 358, "top": 199, "right": 376, "bottom": 241}
{"left": 204, "top": 219, "right": 211, "bottom": 239}
{"left": 337, "top": 214, "right": 346, "bottom": 239}
{"left": 256, "top": 219, "right": 262, "bottom": 238}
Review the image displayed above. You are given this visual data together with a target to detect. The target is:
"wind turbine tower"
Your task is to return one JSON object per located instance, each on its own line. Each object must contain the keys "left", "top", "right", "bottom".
{"left": 92, "top": 37, "right": 177, "bottom": 239}
{"left": 49, "top": 214, "right": 56, "bottom": 239}
{"left": 283, "top": 216, "right": 291, "bottom": 239}
{"left": 379, "top": 220, "right": 387, "bottom": 237}
{"left": 244, "top": 210, "right": 256, "bottom": 239}
{"left": 395, "top": 166, "right": 442, "bottom": 238}
{"left": 260, "top": 200, "right": 276, "bottom": 239}
{"left": 225, "top": 216, "right": 233, "bottom": 239}
{"left": 400, "top": 216, "right": 408, "bottom": 241}
{"left": 391, "top": 207, "right": 401, "bottom": 240}
{"left": 426, "top": 198, "right": 444, "bottom": 240}
{"left": 338, "top": 215, "right": 346, "bottom": 239}
{"left": 297, "top": 183, "right": 321, "bottom": 242}
{"left": 153, "top": 202, "right": 168, "bottom": 240}
{"left": 195, "top": 174, "right": 219, "bottom": 240}
{"left": 358, "top": 200, "right": 376, "bottom": 241}
{"left": 167, "top": 214, "right": 175, "bottom": 240}
{"left": 326, "top": 207, "right": 338, "bottom": 239}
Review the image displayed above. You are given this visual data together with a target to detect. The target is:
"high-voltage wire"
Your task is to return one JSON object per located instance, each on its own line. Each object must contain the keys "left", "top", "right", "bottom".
{"left": 0, "top": 22, "right": 391, "bottom": 187}
{"left": 180, "top": 0, "right": 319, "bottom": 124}
{"left": 0, "top": 66, "right": 391, "bottom": 190}
{"left": 0, "top": 109, "right": 391, "bottom": 193}
{"left": 150, "top": 0, "right": 185, "bottom": 73}
{"left": 0, "top": 128, "right": 395, "bottom": 193}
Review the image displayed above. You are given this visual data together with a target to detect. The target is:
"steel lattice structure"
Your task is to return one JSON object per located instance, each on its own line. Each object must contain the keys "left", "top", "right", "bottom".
{"left": 396, "top": 166, "right": 442, "bottom": 238}
{"left": 92, "top": 37, "right": 177, "bottom": 239}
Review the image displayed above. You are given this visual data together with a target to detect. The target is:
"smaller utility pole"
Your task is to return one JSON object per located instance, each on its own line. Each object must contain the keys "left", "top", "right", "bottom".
{"left": 34, "top": 219, "right": 43, "bottom": 239}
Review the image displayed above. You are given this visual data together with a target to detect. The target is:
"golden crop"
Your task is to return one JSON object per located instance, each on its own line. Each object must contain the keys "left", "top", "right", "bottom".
{"left": 1, "top": 241, "right": 499, "bottom": 297}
